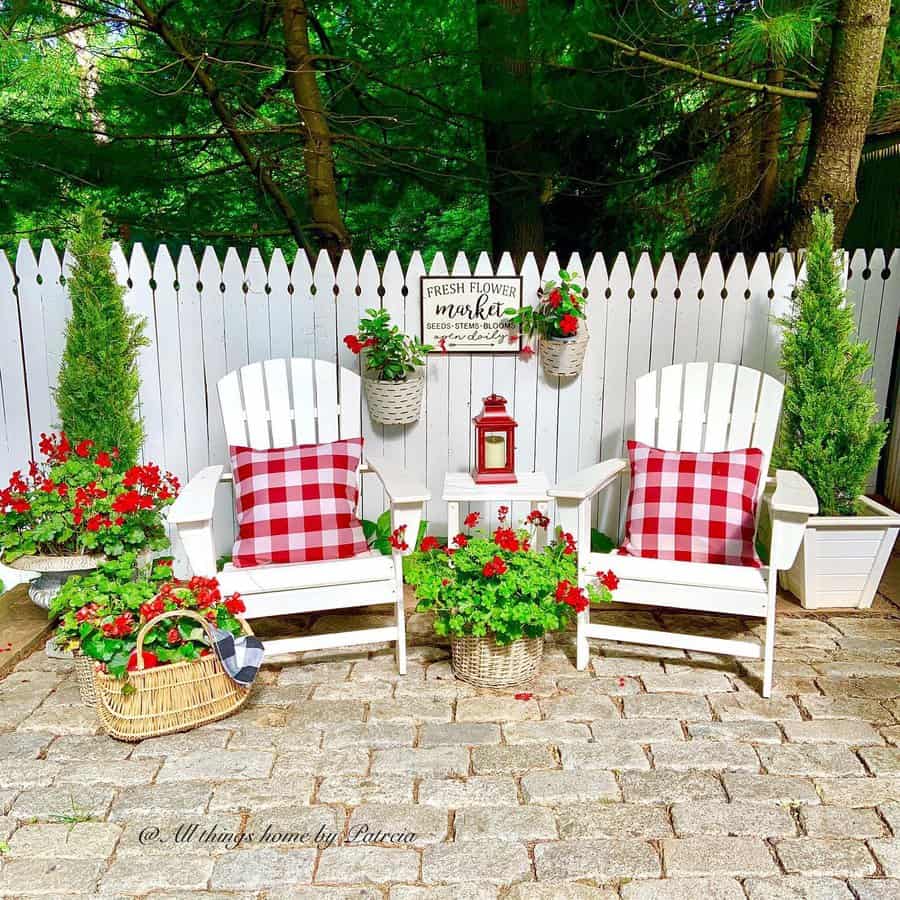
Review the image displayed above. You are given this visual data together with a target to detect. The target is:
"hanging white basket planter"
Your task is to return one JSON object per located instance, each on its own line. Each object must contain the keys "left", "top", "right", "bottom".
{"left": 363, "top": 370, "right": 425, "bottom": 425}
{"left": 539, "top": 326, "right": 589, "bottom": 378}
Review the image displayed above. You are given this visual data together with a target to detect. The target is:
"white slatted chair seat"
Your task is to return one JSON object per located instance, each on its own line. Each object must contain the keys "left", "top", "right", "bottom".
{"left": 551, "top": 362, "right": 818, "bottom": 697}
{"left": 168, "top": 358, "right": 429, "bottom": 672}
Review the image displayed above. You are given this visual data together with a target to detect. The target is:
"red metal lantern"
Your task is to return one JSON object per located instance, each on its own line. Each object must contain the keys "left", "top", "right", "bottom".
{"left": 473, "top": 394, "right": 517, "bottom": 484}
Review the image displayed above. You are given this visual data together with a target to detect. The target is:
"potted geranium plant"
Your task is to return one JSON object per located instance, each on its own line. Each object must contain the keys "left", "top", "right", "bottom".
{"left": 404, "top": 507, "right": 617, "bottom": 686}
{"left": 344, "top": 308, "right": 432, "bottom": 425}
{"left": 52, "top": 558, "right": 251, "bottom": 736}
{"left": 775, "top": 210, "right": 897, "bottom": 609}
{"left": 0, "top": 432, "right": 178, "bottom": 610}
{"left": 505, "top": 270, "right": 589, "bottom": 377}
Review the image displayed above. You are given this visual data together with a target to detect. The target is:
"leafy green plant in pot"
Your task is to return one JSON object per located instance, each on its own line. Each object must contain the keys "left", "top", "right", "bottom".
{"left": 505, "top": 270, "right": 589, "bottom": 378}
{"left": 775, "top": 209, "right": 895, "bottom": 609}
{"left": 344, "top": 309, "right": 432, "bottom": 425}
{"left": 405, "top": 507, "right": 618, "bottom": 686}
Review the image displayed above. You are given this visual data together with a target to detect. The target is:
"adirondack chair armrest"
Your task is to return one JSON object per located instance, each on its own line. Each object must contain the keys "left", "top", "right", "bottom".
{"left": 549, "top": 459, "right": 628, "bottom": 502}
{"left": 769, "top": 469, "right": 819, "bottom": 516}
{"left": 167, "top": 465, "right": 225, "bottom": 526}
{"left": 766, "top": 469, "right": 818, "bottom": 571}
{"left": 365, "top": 454, "right": 430, "bottom": 504}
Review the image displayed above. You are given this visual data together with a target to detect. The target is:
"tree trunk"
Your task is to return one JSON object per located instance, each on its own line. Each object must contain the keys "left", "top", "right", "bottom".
{"left": 476, "top": 0, "right": 545, "bottom": 267}
{"left": 789, "top": 0, "right": 890, "bottom": 246}
{"left": 281, "top": 0, "right": 350, "bottom": 257}
{"left": 756, "top": 65, "right": 784, "bottom": 220}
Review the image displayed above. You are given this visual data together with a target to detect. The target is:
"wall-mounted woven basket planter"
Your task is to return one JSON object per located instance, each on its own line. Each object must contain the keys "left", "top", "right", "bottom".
{"left": 540, "top": 326, "right": 589, "bottom": 378}
{"left": 450, "top": 634, "right": 543, "bottom": 688}
{"left": 363, "top": 371, "right": 425, "bottom": 425}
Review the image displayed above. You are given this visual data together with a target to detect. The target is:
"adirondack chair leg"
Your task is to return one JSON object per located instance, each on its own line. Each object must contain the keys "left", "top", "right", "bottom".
{"left": 762, "top": 571, "right": 778, "bottom": 698}
{"left": 576, "top": 608, "right": 590, "bottom": 671}
{"left": 556, "top": 496, "right": 593, "bottom": 670}
{"left": 389, "top": 500, "right": 423, "bottom": 677}
{"left": 392, "top": 554, "right": 407, "bottom": 676}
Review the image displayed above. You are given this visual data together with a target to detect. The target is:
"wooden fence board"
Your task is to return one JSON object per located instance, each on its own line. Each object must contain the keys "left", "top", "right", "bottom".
{"left": 1, "top": 245, "right": 899, "bottom": 537}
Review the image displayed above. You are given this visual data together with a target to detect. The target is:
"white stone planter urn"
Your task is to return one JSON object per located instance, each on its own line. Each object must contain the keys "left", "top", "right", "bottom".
{"left": 780, "top": 496, "right": 900, "bottom": 610}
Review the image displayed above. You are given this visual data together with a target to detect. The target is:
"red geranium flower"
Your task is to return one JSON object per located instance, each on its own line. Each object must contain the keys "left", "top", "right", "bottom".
{"left": 548, "top": 288, "right": 562, "bottom": 308}
{"left": 389, "top": 525, "right": 408, "bottom": 552}
{"left": 597, "top": 569, "right": 619, "bottom": 591}
{"left": 74, "top": 439, "right": 94, "bottom": 458}
{"left": 95, "top": 451, "right": 112, "bottom": 468}
{"left": 452, "top": 533, "right": 468, "bottom": 548}
{"left": 559, "top": 314, "right": 578, "bottom": 336}
{"left": 493, "top": 527, "right": 519, "bottom": 552}
{"left": 482, "top": 556, "right": 507, "bottom": 577}
{"left": 225, "top": 594, "right": 246, "bottom": 615}
{"left": 11, "top": 499, "right": 30, "bottom": 514}
{"left": 463, "top": 511, "right": 480, "bottom": 528}
{"left": 420, "top": 536, "right": 440, "bottom": 552}
{"left": 525, "top": 509, "right": 550, "bottom": 529}
{"left": 497, "top": 505, "right": 509, "bottom": 522}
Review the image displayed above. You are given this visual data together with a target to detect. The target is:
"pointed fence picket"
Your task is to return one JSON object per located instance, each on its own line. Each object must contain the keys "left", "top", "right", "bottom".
{"left": 1, "top": 245, "right": 900, "bottom": 550}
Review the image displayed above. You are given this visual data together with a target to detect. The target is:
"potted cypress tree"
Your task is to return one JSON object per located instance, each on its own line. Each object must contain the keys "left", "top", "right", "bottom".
{"left": 776, "top": 210, "right": 898, "bottom": 609}
{"left": 0, "top": 207, "right": 164, "bottom": 611}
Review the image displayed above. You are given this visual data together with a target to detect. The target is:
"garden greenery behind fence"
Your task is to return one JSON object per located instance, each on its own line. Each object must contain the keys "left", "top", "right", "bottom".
{"left": 1, "top": 244, "right": 899, "bottom": 551}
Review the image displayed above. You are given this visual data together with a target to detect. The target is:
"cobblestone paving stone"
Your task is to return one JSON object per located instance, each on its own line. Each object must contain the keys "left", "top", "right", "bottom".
{"left": 2, "top": 581, "right": 900, "bottom": 897}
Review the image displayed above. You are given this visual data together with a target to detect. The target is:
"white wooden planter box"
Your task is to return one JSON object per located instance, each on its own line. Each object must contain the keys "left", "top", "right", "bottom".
{"left": 781, "top": 496, "right": 900, "bottom": 610}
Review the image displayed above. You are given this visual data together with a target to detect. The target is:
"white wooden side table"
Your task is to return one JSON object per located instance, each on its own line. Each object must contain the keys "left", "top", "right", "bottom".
{"left": 442, "top": 472, "right": 552, "bottom": 547}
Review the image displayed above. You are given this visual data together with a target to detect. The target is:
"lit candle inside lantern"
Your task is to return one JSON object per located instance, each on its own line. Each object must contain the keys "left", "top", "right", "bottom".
{"left": 484, "top": 434, "right": 506, "bottom": 469}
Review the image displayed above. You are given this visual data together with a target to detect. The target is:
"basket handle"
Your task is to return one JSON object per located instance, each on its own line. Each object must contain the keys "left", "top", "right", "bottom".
{"left": 134, "top": 608, "right": 251, "bottom": 671}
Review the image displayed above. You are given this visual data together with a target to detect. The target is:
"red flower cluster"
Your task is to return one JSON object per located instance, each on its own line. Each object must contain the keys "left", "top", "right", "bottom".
{"left": 554, "top": 580, "right": 588, "bottom": 613}
{"left": 102, "top": 612, "right": 134, "bottom": 637}
{"left": 559, "top": 314, "right": 579, "bottom": 336}
{"left": 493, "top": 527, "right": 519, "bottom": 553}
{"left": 420, "top": 536, "right": 441, "bottom": 552}
{"left": 452, "top": 533, "right": 468, "bottom": 548}
{"left": 388, "top": 525, "right": 408, "bottom": 551}
{"left": 463, "top": 511, "right": 480, "bottom": 528}
{"left": 525, "top": 509, "right": 550, "bottom": 529}
{"left": 596, "top": 569, "right": 619, "bottom": 591}
{"left": 482, "top": 555, "right": 508, "bottom": 577}
{"left": 559, "top": 530, "right": 577, "bottom": 555}
{"left": 548, "top": 289, "right": 562, "bottom": 309}
{"left": 343, "top": 335, "right": 378, "bottom": 355}
{"left": 497, "top": 505, "right": 509, "bottom": 522}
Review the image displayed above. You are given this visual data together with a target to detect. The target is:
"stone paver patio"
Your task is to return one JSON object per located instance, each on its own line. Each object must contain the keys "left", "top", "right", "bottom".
{"left": 1, "top": 559, "right": 900, "bottom": 898}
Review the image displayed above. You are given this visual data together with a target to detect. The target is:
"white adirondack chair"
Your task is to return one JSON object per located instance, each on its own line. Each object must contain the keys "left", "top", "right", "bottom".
{"left": 167, "top": 358, "right": 429, "bottom": 672}
{"left": 550, "top": 362, "right": 818, "bottom": 697}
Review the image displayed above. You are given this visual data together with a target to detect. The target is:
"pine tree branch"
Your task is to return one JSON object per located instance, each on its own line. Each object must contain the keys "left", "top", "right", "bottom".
{"left": 587, "top": 32, "right": 819, "bottom": 101}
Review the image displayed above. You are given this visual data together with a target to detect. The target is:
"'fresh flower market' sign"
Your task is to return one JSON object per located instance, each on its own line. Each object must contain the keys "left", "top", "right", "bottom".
{"left": 420, "top": 276, "right": 522, "bottom": 353}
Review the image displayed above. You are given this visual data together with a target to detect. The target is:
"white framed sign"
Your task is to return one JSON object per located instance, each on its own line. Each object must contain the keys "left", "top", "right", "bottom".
{"left": 420, "top": 276, "right": 523, "bottom": 353}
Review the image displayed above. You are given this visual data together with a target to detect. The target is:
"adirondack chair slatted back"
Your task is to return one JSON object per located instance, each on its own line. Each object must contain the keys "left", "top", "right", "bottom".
{"left": 634, "top": 362, "right": 783, "bottom": 500}
{"left": 218, "top": 359, "right": 361, "bottom": 450}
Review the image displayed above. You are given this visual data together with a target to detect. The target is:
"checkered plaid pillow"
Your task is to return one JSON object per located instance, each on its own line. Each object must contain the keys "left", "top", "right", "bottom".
{"left": 621, "top": 440, "right": 764, "bottom": 568}
{"left": 230, "top": 437, "right": 369, "bottom": 568}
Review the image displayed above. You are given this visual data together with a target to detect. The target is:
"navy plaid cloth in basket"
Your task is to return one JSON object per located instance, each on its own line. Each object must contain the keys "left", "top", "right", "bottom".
{"left": 211, "top": 625, "right": 265, "bottom": 687}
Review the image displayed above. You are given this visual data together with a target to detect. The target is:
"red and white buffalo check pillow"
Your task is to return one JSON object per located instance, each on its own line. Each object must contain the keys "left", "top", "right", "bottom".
{"left": 230, "top": 437, "right": 369, "bottom": 568}
{"left": 621, "top": 440, "right": 764, "bottom": 568}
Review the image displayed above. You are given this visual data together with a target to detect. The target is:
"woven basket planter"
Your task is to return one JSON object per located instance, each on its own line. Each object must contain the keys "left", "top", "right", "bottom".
{"left": 93, "top": 610, "right": 252, "bottom": 742}
{"left": 363, "top": 372, "right": 425, "bottom": 425}
{"left": 450, "top": 634, "right": 544, "bottom": 688}
{"left": 540, "top": 326, "right": 589, "bottom": 378}
{"left": 73, "top": 650, "right": 99, "bottom": 708}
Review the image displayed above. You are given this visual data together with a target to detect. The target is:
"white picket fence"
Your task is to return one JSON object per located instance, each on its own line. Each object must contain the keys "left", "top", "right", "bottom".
{"left": 1, "top": 243, "right": 899, "bottom": 557}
